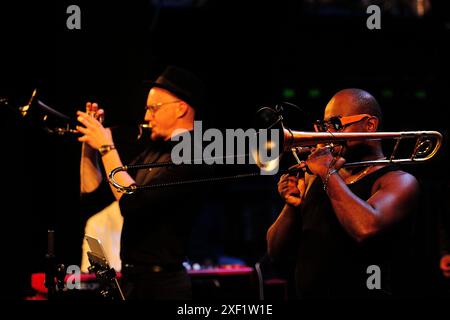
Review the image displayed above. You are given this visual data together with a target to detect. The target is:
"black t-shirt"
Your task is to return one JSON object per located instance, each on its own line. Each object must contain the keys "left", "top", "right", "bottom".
{"left": 119, "top": 138, "right": 209, "bottom": 267}
{"left": 82, "top": 134, "right": 211, "bottom": 268}
{"left": 295, "top": 165, "right": 414, "bottom": 298}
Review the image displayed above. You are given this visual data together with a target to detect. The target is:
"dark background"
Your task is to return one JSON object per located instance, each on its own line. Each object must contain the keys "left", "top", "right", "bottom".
{"left": 0, "top": 0, "right": 449, "bottom": 299}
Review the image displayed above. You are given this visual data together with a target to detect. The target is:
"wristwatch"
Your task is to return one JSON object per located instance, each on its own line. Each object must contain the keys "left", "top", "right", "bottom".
{"left": 98, "top": 144, "right": 116, "bottom": 156}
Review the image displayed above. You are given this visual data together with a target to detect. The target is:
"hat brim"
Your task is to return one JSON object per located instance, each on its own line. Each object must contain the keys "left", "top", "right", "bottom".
{"left": 143, "top": 81, "right": 200, "bottom": 110}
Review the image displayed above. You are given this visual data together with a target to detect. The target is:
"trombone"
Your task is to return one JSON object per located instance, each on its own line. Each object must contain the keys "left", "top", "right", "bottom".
{"left": 281, "top": 126, "right": 443, "bottom": 168}
{"left": 108, "top": 121, "right": 443, "bottom": 193}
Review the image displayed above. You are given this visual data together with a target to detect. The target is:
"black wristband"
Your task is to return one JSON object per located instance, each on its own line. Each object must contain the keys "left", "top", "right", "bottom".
{"left": 99, "top": 144, "right": 116, "bottom": 156}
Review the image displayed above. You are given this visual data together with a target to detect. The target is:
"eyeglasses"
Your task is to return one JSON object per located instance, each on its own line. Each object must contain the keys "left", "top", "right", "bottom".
{"left": 145, "top": 100, "right": 180, "bottom": 114}
{"left": 314, "top": 114, "right": 372, "bottom": 132}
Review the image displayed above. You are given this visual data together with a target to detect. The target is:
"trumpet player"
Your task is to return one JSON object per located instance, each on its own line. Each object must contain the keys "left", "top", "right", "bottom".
{"left": 77, "top": 66, "right": 207, "bottom": 300}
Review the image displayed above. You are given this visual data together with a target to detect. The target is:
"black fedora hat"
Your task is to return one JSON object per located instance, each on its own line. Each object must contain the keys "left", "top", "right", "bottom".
{"left": 145, "top": 66, "right": 205, "bottom": 111}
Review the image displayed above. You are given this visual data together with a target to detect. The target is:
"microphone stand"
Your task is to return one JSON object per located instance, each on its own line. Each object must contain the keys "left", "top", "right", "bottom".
{"left": 44, "top": 230, "right": 66, "bottom": 300}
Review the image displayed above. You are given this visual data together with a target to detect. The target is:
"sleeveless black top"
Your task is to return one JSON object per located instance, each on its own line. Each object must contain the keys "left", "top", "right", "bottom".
{"left": 295, "top": 165, "right": 413, "bottom": 298}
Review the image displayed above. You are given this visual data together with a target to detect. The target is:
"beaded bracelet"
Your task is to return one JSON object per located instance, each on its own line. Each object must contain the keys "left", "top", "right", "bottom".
{"left": 323, "top": 168, "right": 338, "bottom": 192}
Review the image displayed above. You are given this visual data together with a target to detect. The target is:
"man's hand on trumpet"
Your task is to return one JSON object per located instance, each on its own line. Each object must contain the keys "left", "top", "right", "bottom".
{"left": 85, "top": 101, "right": 105, "bottom": 123}
{"left": 76, "top": 102, "right": 113, "bottom": 150}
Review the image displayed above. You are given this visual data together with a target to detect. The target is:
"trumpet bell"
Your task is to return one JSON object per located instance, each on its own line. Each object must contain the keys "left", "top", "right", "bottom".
{"left": 14, "top": 89, "right": 79, "bottom": 135}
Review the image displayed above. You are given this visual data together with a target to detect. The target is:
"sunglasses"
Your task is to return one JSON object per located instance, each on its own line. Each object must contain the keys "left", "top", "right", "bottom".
{"left": 314, "top": 114, "right": 372, "bottom": 132}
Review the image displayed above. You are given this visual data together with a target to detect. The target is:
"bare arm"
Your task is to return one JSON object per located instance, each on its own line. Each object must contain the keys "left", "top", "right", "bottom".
{"left": 324, "top": 170, "right": 419, "bottom": 242}
{"left": 267, "top": 164, "right": 309, "bottom": 261}
{"left": 77, "top": 106, "right": 135, "bottom": 201}
{"left": 80, "top": 142, "right": 102, "bottom": 193}
{"left": 80, "top": 103, "right": 104, "bottom": 194}
{"left": 97, "top": 148, "right": 135, "bottom": 201}
{"left": 306, "top": 146, "right": 420, "bottom": 243}
{"left": 267, "top": 203, "right": 299, "bottom": 261}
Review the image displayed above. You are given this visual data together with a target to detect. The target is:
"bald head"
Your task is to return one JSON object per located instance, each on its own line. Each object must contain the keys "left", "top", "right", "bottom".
{"left": 325, "top": 88, "right": 382, "bottom": 127}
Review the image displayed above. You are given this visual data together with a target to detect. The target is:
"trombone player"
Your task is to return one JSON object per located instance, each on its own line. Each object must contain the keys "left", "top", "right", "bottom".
{"left": 267, "top": 88, "right": 420, "bottom": 298}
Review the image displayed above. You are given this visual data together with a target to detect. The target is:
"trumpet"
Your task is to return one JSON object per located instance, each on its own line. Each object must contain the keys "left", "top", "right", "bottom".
{"left": 4, "top": 89, "right": 151, "bottom": 140}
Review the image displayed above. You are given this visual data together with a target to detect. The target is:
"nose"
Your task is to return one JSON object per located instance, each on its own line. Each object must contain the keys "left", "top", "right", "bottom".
{"left": 144, "top": 109, "right": 153, "bottom": 122}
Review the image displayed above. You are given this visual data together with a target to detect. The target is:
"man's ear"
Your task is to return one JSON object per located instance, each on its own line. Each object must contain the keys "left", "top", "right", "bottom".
{"left": 367, "top": 116, "right": 379, "bottom": 132}
{"left": 176, "top": 102, "right": 189, "bottom": 118}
